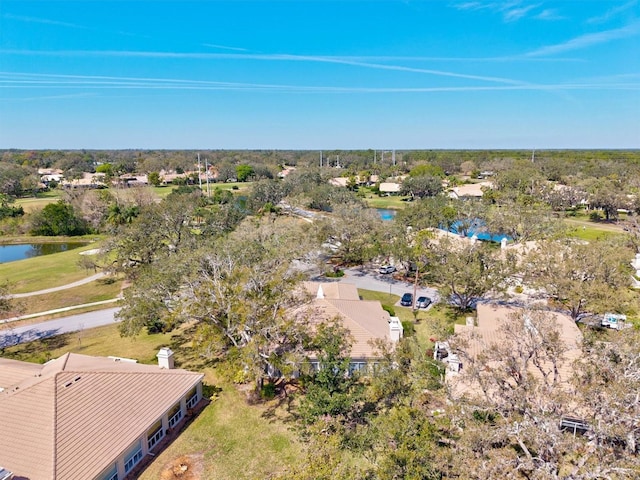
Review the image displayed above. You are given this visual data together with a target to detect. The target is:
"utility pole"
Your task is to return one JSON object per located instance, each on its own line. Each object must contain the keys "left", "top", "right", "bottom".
{"left": 197, "top": 153, "right": 202, "bottom": 191}
{"left": 392, "top": 149, "right": 396, "bottom": 166}
{"left": 205, "top": 159, "right": 211, "bottom": 197}
{"left": 320, "top": 150, "right": 323, "bottom": 168}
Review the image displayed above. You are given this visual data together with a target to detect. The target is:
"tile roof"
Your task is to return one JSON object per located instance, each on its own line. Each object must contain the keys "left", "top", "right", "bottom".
{"left": 0, "top": 357, "right": 42, "bottom": 390}
{"left": 0, "top": 353, "right": 203, "bottom": 480}
{"left": 449, "top": 304, "right": 582, "bottom": 397}
{"left": 303, "top": 282, "right": 396, "bottom": 359}
{"left": 303, "top": 281, "right": 360, "bottom": 300}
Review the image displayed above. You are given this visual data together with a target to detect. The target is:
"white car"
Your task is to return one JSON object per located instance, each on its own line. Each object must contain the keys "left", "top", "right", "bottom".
{"left": 379, "top": 265, "right": 396, "bottom": 274}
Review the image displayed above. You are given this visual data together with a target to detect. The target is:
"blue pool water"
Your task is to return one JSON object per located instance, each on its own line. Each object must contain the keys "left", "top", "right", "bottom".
{"left": 376, "top": 209, "right": 397, "bottom": 221}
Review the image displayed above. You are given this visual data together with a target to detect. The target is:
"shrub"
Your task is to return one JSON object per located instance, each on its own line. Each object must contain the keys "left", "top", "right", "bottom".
{"left": 401, "top": 320, "right": 415, "bottom": 336}
{"left": 382, "top": 304, "right": 396, "bottom": 316}
{"left": 324, "top": 268, "right": 345, "bottom": 278}
{"left": 260, "top": 382, "right": 277, "bottom": 399}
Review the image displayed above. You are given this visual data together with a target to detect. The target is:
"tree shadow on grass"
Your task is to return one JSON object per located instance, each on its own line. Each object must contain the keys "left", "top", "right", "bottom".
{"left": 260, "top": 379, "right": 302, "bottom": 426}
{"left": 2, "top": 332, "right": 71, "bottom": 362}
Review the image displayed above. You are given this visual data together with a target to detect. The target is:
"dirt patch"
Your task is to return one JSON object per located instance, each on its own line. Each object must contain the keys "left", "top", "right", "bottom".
{"left": 159, "top": 454, "right": 205, "bottom": 480}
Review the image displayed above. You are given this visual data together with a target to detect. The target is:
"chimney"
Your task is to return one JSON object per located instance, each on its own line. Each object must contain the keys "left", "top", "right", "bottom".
{"left": 317, "top": 285, "right": 325, "bottom": 299}
{"left": 389, "top": 316, "right": 403, "bottom": 342}
{"left": 157, "top": 347, "right": 175, "bottom": 369}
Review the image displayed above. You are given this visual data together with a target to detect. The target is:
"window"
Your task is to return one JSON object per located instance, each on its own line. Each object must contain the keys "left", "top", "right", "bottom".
{"left": 168, "top": 403, "right": 183, "bottom": 429}
{"left": 348, "top": 362, "right": 368, "bottom": 375}
{"left": 186, "top": 385, "right": 199, "bottom": 409}
{"left": 124, "top": 441, "right": 143, "bottom": 474}
{"left": 99, "top": 464, "right": 118, "bottom": 480}
{"left": 147, "top": 420, "right": 165, "bottom": 451}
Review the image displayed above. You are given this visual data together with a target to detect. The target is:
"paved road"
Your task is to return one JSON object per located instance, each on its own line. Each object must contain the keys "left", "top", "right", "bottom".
{"left": 0, "top": 307, "right": 120, "bottom": 348}
{"left": 316, "top": 267, "right": 440, "bottom": 305}
{"left": 9, "top": 272, "right": 107, "bottom": 298}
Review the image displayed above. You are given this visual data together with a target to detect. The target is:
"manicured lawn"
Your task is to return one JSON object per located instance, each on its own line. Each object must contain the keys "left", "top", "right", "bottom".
{"left": 357, "top": 187, "right": 409, "bottom": 210}
{"left": 564, "top": 218, "right": 623, "bottom": 241}
{"left": 12, "top": 278, "right": 123, "bottom": 316}
{"left": 0, "top": 322, "right": 174, "bottom": 365}
{"left": 0, "top": 239, "right": 105, "bottom": 293}
{"left": 14, "top": 190, "right": 62, "bottom": 212}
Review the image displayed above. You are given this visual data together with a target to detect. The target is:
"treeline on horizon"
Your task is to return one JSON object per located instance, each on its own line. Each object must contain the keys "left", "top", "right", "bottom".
{"left": 2, "top": 148, "right": 640, "bottom": 202}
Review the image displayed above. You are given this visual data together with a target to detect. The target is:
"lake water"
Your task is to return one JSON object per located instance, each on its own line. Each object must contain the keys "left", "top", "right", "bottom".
{"left": 0, "top": 243, "right": 86, "bottom": 264}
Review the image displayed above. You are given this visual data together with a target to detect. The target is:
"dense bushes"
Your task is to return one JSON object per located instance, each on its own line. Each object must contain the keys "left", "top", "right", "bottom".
{"left": 30, "top": 201, "right": 90, "bottom": 236}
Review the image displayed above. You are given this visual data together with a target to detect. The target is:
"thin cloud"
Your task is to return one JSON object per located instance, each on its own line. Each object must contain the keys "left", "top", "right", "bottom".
{"left": 203, "top": 44, "right": 249, "bottom": 52}
{"left": 453, "top": 1, "right": 544, "bottom": 22}
{"left": 0, "top": 72, "right": 637, "bottom": 94}
{"left": 0, "top": 50, "right": 532, "bottom": 86}
{"left": 0, "top": 49, "right": 582, "bottom": 63}
{"left": 588, "top": 0, "right": 638, "bottom": 24}
{"left": 504, "top": 4, "right": 539, "bottom": 22}
{"left": 526, "top": 20, "right": 640, "bottom": 56}
{"left": 0, "top": 92, "right": 96, "bottom": 103}
{"left": 3, "top": 13, "right": 88, "bottom": 29}
{"left": 534, "top": 9, "right": 564, "bottom": 21}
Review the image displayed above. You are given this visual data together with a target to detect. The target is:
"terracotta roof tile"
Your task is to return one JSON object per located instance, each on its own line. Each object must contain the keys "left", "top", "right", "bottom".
{"left": 0, "top": 353, "right": 203, "bottom": 480}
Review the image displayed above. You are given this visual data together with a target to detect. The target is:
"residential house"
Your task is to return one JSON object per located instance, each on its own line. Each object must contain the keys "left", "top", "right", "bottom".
{"left": 435, "top": 303, "right": 582, "bottom": 398}
{"left": 447, "top": 181, "right": 492, "bottom": 199}
{"left": 302, "top": 281, "right": 403, "bottom": 373}
{"left": 378, "top": 182, "right": 402, "bottom": 194}
{"left": 0, "top": 348, "right": 203, "bottom": 480}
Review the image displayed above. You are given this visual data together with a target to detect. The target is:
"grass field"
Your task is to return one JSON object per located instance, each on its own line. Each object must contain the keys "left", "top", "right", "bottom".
{"left": 2, "top": 321, "right": 304, "bottom": 479}
{"left": 357, "top": 187, "right": 408, "bottom": 210}
{"left": 564, "top": 217, "right": 624, "bottom": 241}
{"left": 11, "top": 278, "right": 123, "bottom": 316}
{"left": 0, "top": 239, "right": 104, "bottom": 293}
{"left": 14, "top": 190, "right": 62, "bottom": 212}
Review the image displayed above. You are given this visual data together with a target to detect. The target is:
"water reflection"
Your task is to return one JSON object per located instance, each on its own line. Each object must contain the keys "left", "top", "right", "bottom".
{"left": 0, "top": 243, "right": 86, "bottom": 264}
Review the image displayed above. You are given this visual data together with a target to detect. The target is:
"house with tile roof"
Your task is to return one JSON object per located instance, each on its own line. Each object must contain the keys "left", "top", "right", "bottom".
{"left": 0, "top": 349, "right": 203, "bottom": 480}
{"left": 436, "top": 303, "right": 582, "bottom": 399}
{"left": 302, "top": 281, "right": 403, "bottom": 374}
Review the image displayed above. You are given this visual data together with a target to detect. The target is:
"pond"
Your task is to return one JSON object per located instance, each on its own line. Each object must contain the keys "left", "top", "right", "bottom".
{"left": 0, "top": 243, "right": 87, "bottom": 264}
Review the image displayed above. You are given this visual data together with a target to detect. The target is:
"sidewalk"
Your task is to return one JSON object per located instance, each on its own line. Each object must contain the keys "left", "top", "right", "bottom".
{"left": 0, "top": 297, "right": 121, "bottom": 325}
{"left": 9, "top": 272, "right": 107, "bottom": 298}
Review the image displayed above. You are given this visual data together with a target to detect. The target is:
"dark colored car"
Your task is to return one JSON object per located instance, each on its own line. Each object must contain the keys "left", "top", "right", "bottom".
{"left": 400, "top": 292, "right": 413, "bottom": 307}
{"left": 416, "top": 296, "right": 432, "bottom": 309}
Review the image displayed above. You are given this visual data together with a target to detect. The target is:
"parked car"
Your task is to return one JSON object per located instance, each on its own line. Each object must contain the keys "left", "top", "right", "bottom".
{"left": 379, "top": 264, "right": 396, "bottom": 274}
{"left": 416, "top": 296, "right": 432, "bottom": 309}
{"left": 400, "top": 292, "right": 413, "bottom": 307}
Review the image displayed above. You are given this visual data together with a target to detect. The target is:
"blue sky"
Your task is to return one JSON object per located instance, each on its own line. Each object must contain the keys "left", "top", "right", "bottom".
{"left": 0, "top": 0, "right": 638, "bottom": 149}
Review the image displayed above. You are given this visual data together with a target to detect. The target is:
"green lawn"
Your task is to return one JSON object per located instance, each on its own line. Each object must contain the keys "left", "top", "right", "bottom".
{"left": 357, "top": 187, "right": 408, "bottom": 210}
{"left": 14, "top": 190, "right": 62, "bottom": 213}
{"left": 0, "top": 239, "right": 104, "bottom": 293}
{"left": 10, "top": 278, "right": 123, "bottom": 317}
{"left": 564, "top": 217, "right": 624, "bottom": 241}
{"left": 2, "top": 321, "right": 304, "bottom": 479}
{"left": 1, "top": 322, "right": 173, "bottom": 365}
